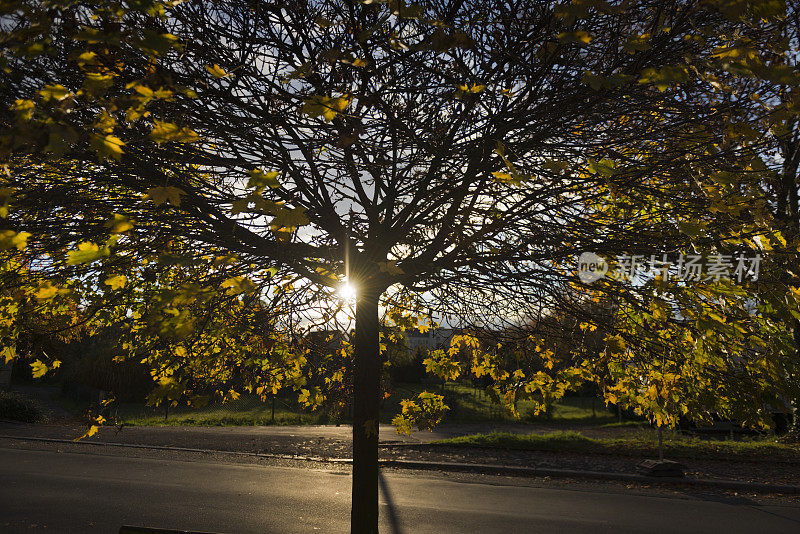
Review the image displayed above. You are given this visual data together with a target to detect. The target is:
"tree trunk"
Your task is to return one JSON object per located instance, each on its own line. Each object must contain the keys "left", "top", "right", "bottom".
{"left": 351, "top": 285, "right": 381, "bottom": 534}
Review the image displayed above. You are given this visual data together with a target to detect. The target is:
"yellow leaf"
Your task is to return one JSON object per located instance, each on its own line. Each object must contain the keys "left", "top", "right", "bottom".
{"left": 39, "top": 84, "right": 70, "bottom": 102}
{"left": 90, "top": 134, "right": 125, "bottom": 160}
{"left": 221, "top": 276, "right": 256, "bottom": 295}
{"left": 67, "top": 241, "right": 110, "bottom": 265}
{"left": 139, "top": 30, "right": 179, "bottom": 56}
{"left": 0, "top": 230, "right": 31, "bottom": 250}
{"left": 104, "top": 275, "right": 127, "bottom": 290}
{"left": 492, "top": 171, "right": 513, "bottom": 182}
{"left": 1, "top": 346, "right": 17, "bottom": 364}
{"left": 131, "top": 84, "right": 154, "bottom": 98}
{"left": 315, "top": 266, "right": 339, "bottom": 283}
{"left": 270, "top": 206, "right": 309, "bottom": 231}
{"left": 12, "top": 99, "right": 35, "bottom": 120}
{"left": 34, "top": 281, "right": 59, "bottom": 300}
{"left": 105, "top": 214, "right": 133, "bottom": 233}
{"left": 150, "top": 120, "right": 199, "bottom": 143}
{"left": 558, "top": 31, "right": 593, "bottom": 45}
{"left": 623, "top": 34, "right": 651, "bottom": 53}
{"left": 248, "top": 169, "right": 280, "bottom": 189}
{"left": 30, "top": 359, "right": 48, "bottom": 379}
{"left": 638, "top": 66, "right": 689, "bottom": 92}
{"left": 52, "top": 360, "right": 61, "bottom": 369}
{"left": 455, "top": 83, "right": 486, "bottom": 97}
{"left": 301, "top": 94, "right": 351, "bottom": 122}
{"left": 229, "top": 198, "right": 251, "bottom": 215}
{"left": 74, "top": 425, "right": 100, "bottom": 442}
{"left": 145, "top": 186, "right": 184, "bottom": 206}
{"left": 711, "top": 46, "right": 757, "bottom": 59}
{"left": 605, "top": 335, "right": 626, "bottom": 355}
{"left": 82, "top": 72, "right": 115, "bottom": 95}
{"left": 93, "top": 110, "right": 117, "bottom": 134}
{"left": 76, "top": 51, "right": 98, "bottom": 65}
{"left": 206, "top": 64, "right": 229, "bottom": 78}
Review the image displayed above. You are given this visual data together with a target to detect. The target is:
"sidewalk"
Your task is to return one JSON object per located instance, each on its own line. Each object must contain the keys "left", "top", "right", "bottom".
{"left": 0, "top": 419, "right": 633, "bottom": 449}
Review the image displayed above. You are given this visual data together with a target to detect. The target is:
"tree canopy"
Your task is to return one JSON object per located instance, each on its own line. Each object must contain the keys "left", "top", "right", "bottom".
{"left": 3, "top": 0, "right": 799, "bottom": 532}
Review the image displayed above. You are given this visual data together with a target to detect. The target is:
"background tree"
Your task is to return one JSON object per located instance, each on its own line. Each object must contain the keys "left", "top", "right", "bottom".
{"left": 706, "top": 1, "right": 800, "bottom": 439}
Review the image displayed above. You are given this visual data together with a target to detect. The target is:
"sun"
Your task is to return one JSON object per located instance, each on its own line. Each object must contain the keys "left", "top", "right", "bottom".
{"left": 339, "top": 282, "right": 357, "bottom": 302}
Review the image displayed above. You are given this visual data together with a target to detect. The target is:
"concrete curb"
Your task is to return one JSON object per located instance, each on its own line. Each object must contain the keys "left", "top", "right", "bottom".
{"left": 0, "top": 434, "right": 351, "bottom": 464}
{"left": 378, "top": 458, "right": 800, "bottom": 494}
{"left": 2, "top": 433, "right": 799, "bottom": 495}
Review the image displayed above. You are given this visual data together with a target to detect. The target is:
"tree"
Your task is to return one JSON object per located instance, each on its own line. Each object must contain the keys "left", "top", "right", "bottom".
{"left": 620, "top": 0, "right": 800, "bottom": 438}
{"left": 2, "top": 0, "right": 794, "bottom": 531}
{"left": 712, "top": 1, "right": 800, "bottom": 439}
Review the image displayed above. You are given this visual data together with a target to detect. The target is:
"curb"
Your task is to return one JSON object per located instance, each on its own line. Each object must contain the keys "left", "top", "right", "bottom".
{"left": 0, "top": 434, "right": 351, "bottom": 465}
{"left": 2, "top": 433, "right": 799, "bottom": 495}
{"left": 378, "top": 458, "right": 800, "bottom": 494}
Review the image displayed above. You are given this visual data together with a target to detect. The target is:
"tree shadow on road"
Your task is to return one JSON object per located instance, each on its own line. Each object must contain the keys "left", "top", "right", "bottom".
{"left": 379, "top": 469, "right": 403, "bottom": 534}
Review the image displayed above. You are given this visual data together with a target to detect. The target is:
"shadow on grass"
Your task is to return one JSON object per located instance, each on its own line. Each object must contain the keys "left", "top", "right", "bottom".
{"left": 381, "top": 383, "right": 617, "bottom": 425}
{"left": 57, "top": 382, "right": 619, "bottom": 429}
{"left": 114, "top": 398, "right": 322, "bottom": 426}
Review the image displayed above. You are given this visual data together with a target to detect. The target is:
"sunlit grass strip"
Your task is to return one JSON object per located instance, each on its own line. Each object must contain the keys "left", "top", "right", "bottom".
{"left": 431, "top": 431, "right": 800, "bottom": 460}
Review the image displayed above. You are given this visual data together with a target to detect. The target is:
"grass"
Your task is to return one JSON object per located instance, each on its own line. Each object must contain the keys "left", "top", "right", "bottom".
{"left": 540, "top": 396, "right": 617, "bottom": 423}
{"left": 432, "top": 430, "right": 800, "bottom": 461}
{"left": 56, "top": 381, "right": 615, "bottom": 427}
{"left": 113, "top": 396, "right": 323, "bottom": 426}
{"left": 598, "top": 420, "right": 648, "bottom": 429}
{"left": 381, "top": 382, "right": 615, "bottom": 424}
{"left": 437, "top": 430, "right": 595, "bottom": 451}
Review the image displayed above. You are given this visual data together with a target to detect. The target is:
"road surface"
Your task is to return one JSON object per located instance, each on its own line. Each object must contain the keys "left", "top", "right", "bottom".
{"left": 2, "top": 445, "right": 800, "bottom": 533}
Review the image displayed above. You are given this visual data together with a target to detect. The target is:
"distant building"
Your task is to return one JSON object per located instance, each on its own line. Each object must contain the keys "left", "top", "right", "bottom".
{"left": 404, "top": 328, "right": 455, "bottom": 351}
{"left": 302, "top": 327, "right": 457, "bottom": 354}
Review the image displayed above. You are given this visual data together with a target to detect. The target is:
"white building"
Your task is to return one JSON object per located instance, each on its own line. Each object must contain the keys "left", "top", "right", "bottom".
{"left": 404, "top": 328, "right": 455, "bottom": 351}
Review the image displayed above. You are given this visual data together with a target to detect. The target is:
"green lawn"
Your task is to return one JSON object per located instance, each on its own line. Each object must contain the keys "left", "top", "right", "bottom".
{"left": 432, "top": 430, "right": 800, "bottom": 461}
{"left": 74, "top": 381, "right": 615, "bottom": 427}
{"left": 113, "top": 396, "right": 321, "bottom": 426}
{"left": 382, "top": 382, "right": 615, "bottom": 424}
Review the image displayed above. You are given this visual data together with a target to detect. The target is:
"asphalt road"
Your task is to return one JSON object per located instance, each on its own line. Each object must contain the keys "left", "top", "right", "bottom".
{"left": 2, "top": 446, "right": 800, "bottom": 534}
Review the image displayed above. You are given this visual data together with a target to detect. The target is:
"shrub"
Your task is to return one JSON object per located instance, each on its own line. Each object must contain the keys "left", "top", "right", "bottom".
{"left": 0, "top": 390, "right": 49, "bottom": 423}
